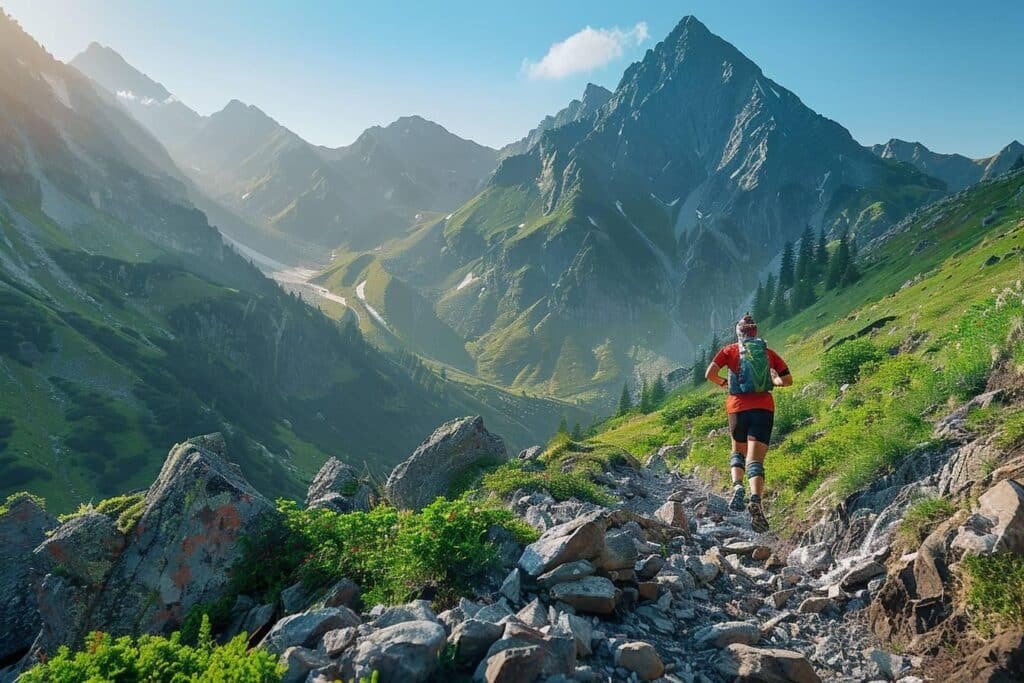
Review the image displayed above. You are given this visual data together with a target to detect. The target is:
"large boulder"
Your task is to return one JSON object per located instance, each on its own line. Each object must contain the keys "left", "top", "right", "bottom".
{"left": 345, "top": 620, "right": 447, "bottom": 683}
{"left": 260, "top": 607, "right": 361, "bottom": 655}
{"left": 952, "top": 479, "right": 1024, "bottom": 555}
{"left": 615, "top": 641, "right": 665, "bottom": 681}
{"left": 84, "top": 434, "right": 279, "bottom": 639}
{"left": 518, "top": 511, "right": 607, "bottom": 577}
{"left": 474, "top": 622, "right": 576, "bottom": 681}
{"left": 33, "top": 512, "right": 125, "bottom": 587}
{"left": 715, "top": 644, "right": 822, "bottom": 683}
{"left": 305, "top": 457, "right": 374, "bottom": 513}
{"left": 0, "top": 493, "right": 55, "bottom": 663}
{"left": 549, "top": 576, "right": 619, "bottom": 615}
{"left": 385, "top": 416, "right": 507, "bottom": 511}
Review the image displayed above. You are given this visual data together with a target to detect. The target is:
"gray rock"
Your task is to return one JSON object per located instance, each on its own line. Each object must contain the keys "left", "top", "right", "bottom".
{"left": 33, "top": 511, "right": 125, "bottom": 588}
{"left": 450, "top": 618, "right": 505, "bottom": 665}
{"left": 226, "top": 602, "right": 275, "bottom": 642}
{"left": 549, "top": 576, "right": 619, "bottom": 615}
{"left": 385, "top": 416, "right": 507, "bottom": 511}
{"left": 475, "top": 644, "right": 545, "bottom": 682}
{"left": 320, "top": 578, "right": 360, "bottom": 609}
{"left": 84, "top": 435, "right": 278, "bottom": 640}
{"left": 654, "top": 501, "right": 689, "bottom": 529}
{"left": 519, "top": 512, "right": 607, "bottom": 577}
{"left": 516, "top": 598, "right": 549, "bottom": 629}
{"left": 518, "top": 446, "right": 543, "bottom": 461}
{"left": 537, "top": 559, "right": 597, "bottom": 588}
{"left": 768, "top": 589, "right": 796, "bottom": 609}
{"left": 715, "top": 644, "right": 821, "bottom": 683}
{"left": 306, "top": 457, "right": 373, "bottom": 513}
{"left": 787, "top": 543, "right": 833, "bottom": 573}
{"left": 554, "top": 611, "right": 594, "bottom": 657}
{"left": 656, "top": 570, "right": 697, "bottom": 594}
{"left": 374, "top": 599, "right": 438, "bottom": 628}
{"left": 840, "top": 560, "right": 885, "bottom": 590}
{"left": 615, "top": 641, "right": 665, "bottom": 681}
{"left": 279, "top": 646, "right": 329, "bottom": 683}
{"left": 636, "top": 554, "right": 665, "bottom": 581}
{"left": 695, "top": 621, "right": 761, "bottom": 648}
{"left": 595, "top": 528, "right": 638, "bottom": 571}
{"left": 260, "top": 607, "right": 361, "bottom": 654}
{"left": 346, "top": 620, "right": 446, "bottom": 683}
{"left": 500, "top": 568, "right": 521, "bottom": 603}
{"left": 475, "top": 599, "right": 515, "bottom": 624}
{"left": 0, "top": 493, "right": 56, "bottom": 661}
{"left": 475, "top": 622, "right": 576, "bottom": 680}
{"left": 281, "top": 582, "right": 315, "bottom": 614}
{"left": 797, "top": 596, "right": 831, "bottom": 614}
{"left": 321, "top": 626, "right": 357, "bottom": 657}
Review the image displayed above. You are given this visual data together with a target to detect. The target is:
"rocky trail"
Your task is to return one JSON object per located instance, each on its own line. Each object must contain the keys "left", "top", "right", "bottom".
{"left": 4, "top": 411, "right": 1024, "bottom": 682}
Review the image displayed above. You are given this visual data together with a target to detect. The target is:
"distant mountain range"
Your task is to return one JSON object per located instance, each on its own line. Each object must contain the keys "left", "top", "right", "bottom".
{"left": 870, "top": 138, "right": 1024, "bottom": 192}
{"left": 71, "top": 43, "right": 498, "bottom": 258}
{"left": 0, "top": 11, "right": 581, "bottom": 512}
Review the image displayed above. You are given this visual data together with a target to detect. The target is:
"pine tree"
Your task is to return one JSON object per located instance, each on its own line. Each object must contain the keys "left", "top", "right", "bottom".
{"left": 650, "top": 374, "right": 667, "bottom": 407}
{"left": 778, "top": 241, "right": 795, "bottom": 290}
{"left": 826, "top": 232, "right": 851, "bottom": 290}
{"left": 772, "top": 284, "right": 789, "bottom": 319}
{"left": 710, "top": 332, "right": 721, "bottom": 353}
{"left": 751, "top": 281, "right": 768, "bottom": 322}
{"left": 815, "top": 228, "right": 829, "bottom": 281}
{"left": 571, "top": 422, "right": 583, "bottom": 440}
{"left": 639, "top": 378, "right": 653, "bottom": 413}
{"left": 762, "top": 273, "right": 776, "bottom": 319}
{"left": 557, "top": 416, "right": 569, "bottom": 435}
{"left": 617, "top": 383, "right": 633, "bottom": 416}
{"left": 691, "top": 349, "right": 705, "bottom": 387}
{"left": 794, "top": 225, "right": 815, "bottom": 283}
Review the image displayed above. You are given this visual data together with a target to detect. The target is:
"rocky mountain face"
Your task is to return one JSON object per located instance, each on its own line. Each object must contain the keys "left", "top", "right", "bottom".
{"left": 0, "top": 9, "right": 577, "bottom": 512}
{"left": 871, "top": 138, "right": 1024, "bottom": 192}
{"left": 498, "top": 83, "right": 613, "bottom": 160}
{"left": 345, "top": 16, "right": 943, "bottom": 404}
{"left": 71, "top": 46, "right": 499, "bottom": 256}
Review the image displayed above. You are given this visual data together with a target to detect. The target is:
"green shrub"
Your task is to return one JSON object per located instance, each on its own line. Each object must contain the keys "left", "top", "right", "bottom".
{"left": 20, "top": 616, "right": 283, "bottom": 682}
{"left": 59, "top": 493, "right": 146, "bottom": 533}
{"left": 963, "top": 553, "right": 1024, "bottom": 631}
{"left": 482, "top": 461, "right": 614, "bottom": 505}
{"left": 898, "top": 495, "right": 953, "bottom": 545}
{"left": 236, "top": 497, "right": 537, "bottom": 607}
{"left": 996, "top": 409, "right": 1024, "bottom": 449}
{"left": 817, "top": 338, "right": 885, "bottom": 386}
{"left": 660, "top": 393, "right": 718, "bottom": 425}
{"left": 0, "top": 491, "right": 45, "bottom": 516}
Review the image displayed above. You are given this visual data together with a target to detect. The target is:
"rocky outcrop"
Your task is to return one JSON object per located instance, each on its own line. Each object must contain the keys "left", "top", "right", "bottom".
{"left": 0, "top": 494, "right": 55, "bottom": 665}
{"left": 385, "top": 416, "right": 507, "bottom": 510}
{"left": 305, "top": 457, "right": 375, "bottom": 513}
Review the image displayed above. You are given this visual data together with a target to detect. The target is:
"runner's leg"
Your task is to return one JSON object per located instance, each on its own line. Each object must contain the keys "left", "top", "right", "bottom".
{"left": 746, "top": 439, "right": 768, "bottom": 497}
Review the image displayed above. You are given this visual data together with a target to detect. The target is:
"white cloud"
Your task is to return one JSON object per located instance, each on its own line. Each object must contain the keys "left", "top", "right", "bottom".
{"left": 524, "top": 22, "right": 649, "bottom": 80}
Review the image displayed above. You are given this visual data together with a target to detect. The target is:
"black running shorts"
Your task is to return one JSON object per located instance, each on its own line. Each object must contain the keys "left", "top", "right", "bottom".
{"left": 728, "top": 409, "right": 775, "bottom": 446}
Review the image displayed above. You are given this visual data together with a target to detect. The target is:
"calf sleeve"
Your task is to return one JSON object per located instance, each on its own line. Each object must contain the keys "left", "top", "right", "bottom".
{"left": 729, "top": 452, "right": 745, "bottom": 484}
{"left": 747, "top": 460, "right": 765, "bottom": 481}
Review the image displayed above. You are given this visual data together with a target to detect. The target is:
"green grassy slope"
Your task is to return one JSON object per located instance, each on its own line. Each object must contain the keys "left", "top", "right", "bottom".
{"left": 592, "top": 170, "right": 1024, "bottom": 530}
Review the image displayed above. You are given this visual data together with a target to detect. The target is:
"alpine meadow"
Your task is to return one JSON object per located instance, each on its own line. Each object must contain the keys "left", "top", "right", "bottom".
{"left": 1, "top": 4, "right": 1024, "bottom": 682}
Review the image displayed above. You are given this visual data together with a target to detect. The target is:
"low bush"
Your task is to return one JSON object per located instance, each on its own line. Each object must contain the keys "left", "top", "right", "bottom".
{"left": 235, "top": 497, "right": 537, "bottom": 607}
{"left": 816, "top": 338, "right": 884, "bottom": 386}
{"left": 20, "top": 616, "right": 283, "bottom": 682}
{"left": 59, "top": 492, "right": 146, "bottom": 533}
{"left": 963, "top": 553, "right": 1024, "bottom": 631}
{"left": 0, "top": 491, "right": 45, "bottom": 516}
{"left": 482, "top": 461, "right": 614, "bottom": 505}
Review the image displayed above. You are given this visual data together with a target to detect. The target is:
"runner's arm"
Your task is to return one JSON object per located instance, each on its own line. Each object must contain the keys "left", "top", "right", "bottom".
{"left": 704, "top": 362, "right": 728, "bottom": 388}
{"left": 769, "top": 350, "right": 794, "bottom": 387}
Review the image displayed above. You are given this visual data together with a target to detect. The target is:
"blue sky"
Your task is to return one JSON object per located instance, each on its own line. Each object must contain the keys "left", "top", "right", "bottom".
{"left": 5, "top": 1, "right": 1022, "bottom": 156}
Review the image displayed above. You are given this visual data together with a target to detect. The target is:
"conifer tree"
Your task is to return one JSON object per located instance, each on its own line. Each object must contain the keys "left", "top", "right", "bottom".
{"left": 639, "top": 377, "right": 653, "bottom": 413}
{"left": 752, "top": 281, "right": 768, "bottom": 322}
{"left": 826, "top": 232, "right": 851, "bottom": 290}
{"left": 691, "top": 349, "right": 705, "bottom": 387}
{"left": 778, "top": 241, "right": 795, "bottom": 290}
{"left": 617, "top": 383, "right": 633, "bottom": 416}
{"left": 557, "top": 416, "right": 569, "bottom": 435}
{"left": 794, "top": 225, "right": 815, "bottom": 283}
{"left": 571, "top": 422, "right": 583, "bottom": 440}
{"left": 762, "top": 273, "right": 776, "bottom": 318}
{"left": 772, "top": 284, "right": 789, "bottom": 319}
{"left": 650, "top": 374, "right": 667, "bottom": 407}
{"left": 815, "top": 228, "right": 829, "bottom": 280}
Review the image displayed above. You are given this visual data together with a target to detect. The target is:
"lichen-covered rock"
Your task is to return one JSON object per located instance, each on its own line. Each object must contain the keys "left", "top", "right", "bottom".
{"left": 33, "top": 512, "right": 125, "bottom": 587}
{"left": 0, "top": 493, "right": 55, "bottom": 663}
{"left": 305, "top": 457, "right": 374, "bottom": 513}
{"left": 385, "top": 416, "right": 507, "bottom": 511}
{"left": 84, "top": 434, "right": 279, "bottom": 638}
{"left": 345, "top": 620, "right": 447, "bottom": 683}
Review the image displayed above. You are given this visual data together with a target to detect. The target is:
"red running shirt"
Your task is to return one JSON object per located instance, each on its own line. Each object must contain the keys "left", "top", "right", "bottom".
{"left": 712, "top": 343, "right": 790, "bottom": 414}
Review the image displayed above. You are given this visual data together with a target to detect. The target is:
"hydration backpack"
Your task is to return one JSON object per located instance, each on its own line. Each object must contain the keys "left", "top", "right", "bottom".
{"left": 728, "top": 338, "right": 773, "bottom": 394}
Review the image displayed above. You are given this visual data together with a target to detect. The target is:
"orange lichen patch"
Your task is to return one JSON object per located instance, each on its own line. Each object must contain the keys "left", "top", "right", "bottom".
{"left": 152, "top": 603, "right": 182, "bottom": 631}
{"left": 46, "top": 542, "right": 67, "bottom": 564}
{"left": 181, "top": 534, "right": 207, "bottom": 555}
{"left": 172, "top": 561, "right": 192, "bottom": 589}
{"left": 214, "top": 504, "right": 242, "bottom": 532}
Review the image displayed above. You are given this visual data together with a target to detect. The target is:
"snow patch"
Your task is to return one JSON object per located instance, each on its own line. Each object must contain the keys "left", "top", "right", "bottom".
{"left": 588, "top": 216, "right": 599, "bottom": 227}
{"left": 356, "top": 280, "right": 389, "bottom": 328}
{"left": 241, "top": 191, "right": 251, "bottom": 200}
{"left": 445, "top": 213, "right": 453, "bottom": 220}
{"left": 456, "top": 271, "right": 477, "bottom": 291}
{"left": 518, "top": 222, "right": 526, "bottom": 228}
